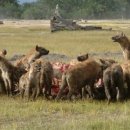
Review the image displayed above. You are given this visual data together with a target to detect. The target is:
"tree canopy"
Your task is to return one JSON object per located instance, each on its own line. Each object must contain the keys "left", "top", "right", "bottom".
{"left": 0, "top": 0, "right": 130, "bottom": 19}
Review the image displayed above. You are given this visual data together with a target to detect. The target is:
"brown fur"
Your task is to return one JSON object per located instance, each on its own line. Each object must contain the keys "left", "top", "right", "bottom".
{"left": 56, "top": 59, "right": 102, "bottom": 100}
{"left": 14, "top": 45, "right": 49, "bottom": 70}
{"left": 19, "top": 60, "right": 42, "bottom": 100}
{"left": 36, "top": 58, "right": 53, "bottom": 99}
{"left": 0, "top": 49, "right": 7, "bottom": 94}
{"left": 82, "top": 58, "right": 117, "bottom": 100}
{"left": 20, "top": 58, "right": 53, "bottom": 100}
{"left": 121, "top": 61, "right": 130, "bottom": 96}
{"left": 103, "top": 64, "right": 125, "bottom": 103}
{"left": 27, "top": 61, "right": 42, "bottom": 100}
{"left": 112, "top": 33, "right": 130, "bottom": 60}
{"left": 0, "top": 49, "right": 7, "bottom": 57}
{"left": 0, "top": 71, "right": 6, "bottom": 94}
{"left": 19, "top": 71, "right": 29, "bottom": 98}
{"left": 77, "top": 53, "right": 88, "bottom": 62}
{"left": 0, "top": 56, "right": 24, "bottom": 96}
{"left": 99, "top": 58, "right": 117, "bottom": 68}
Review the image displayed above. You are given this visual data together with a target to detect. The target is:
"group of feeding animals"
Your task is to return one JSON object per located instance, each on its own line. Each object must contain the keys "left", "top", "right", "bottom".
{"left": 0, "top": 32, "right": 130, "bottom": 103}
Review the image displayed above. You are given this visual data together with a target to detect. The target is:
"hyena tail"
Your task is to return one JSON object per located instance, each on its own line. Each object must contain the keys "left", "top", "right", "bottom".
{"left": 111, "top": 69, "right": 120, "bottom": 88}
{"left": 112, "top": 68, "right": 125, "bottom": 101}
{"left": 111, "top": 68, "right": 125, "bottom": 100}
{"left": 56, "top": 73, "right": 67, "bottom": 100}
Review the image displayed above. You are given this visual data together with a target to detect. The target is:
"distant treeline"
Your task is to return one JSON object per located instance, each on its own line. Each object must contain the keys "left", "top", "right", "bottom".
{"left": 0, "top": 0, "right": 130, "bottom": 19}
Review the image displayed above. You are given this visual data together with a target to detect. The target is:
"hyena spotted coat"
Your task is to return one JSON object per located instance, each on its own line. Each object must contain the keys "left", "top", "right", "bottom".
{"left": 103, "top": 64, "right": 125, "bottom": 103}
{"left": 0, "top": 56, "right": 24, "bottom": 96}
{"left": 14, "top": 45, "right": 49, "bottom": 70}
{"left": 112, "top": 33, "right": 130, "bottom": 96}
{"left": 26, "top": 61, "right": 42, "bottom": 100}
{"left": 0, "top": 49, "right": 7, "bottom": 94}
{"left": 112, "top": 33, "right": 130, "bottom": 60}
{"left": 36, "top": 58, "right": 53, "bottom": 98}
{"left": 56, "top": 59, "right": 103, "bottom": 100}
{"left": 19, "top": 58, "right": 53, "bottom": 100}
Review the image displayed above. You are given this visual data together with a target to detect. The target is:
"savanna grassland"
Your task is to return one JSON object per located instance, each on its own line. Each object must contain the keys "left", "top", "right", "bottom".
{"left": 0, "top": 20, "right": 130, "bottom": 130}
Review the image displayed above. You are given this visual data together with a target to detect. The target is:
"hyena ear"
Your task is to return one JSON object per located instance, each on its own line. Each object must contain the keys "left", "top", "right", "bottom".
{"left": 107, "top": 59, "right": 116, "bottom": 64}
{"left": 35, "top": 45, "right": 39, "bottom": 50}
{"left": 100, "top": 64, "right": 108, "bottom": 71}
{"left": 99, "top": 61, "right": 108, "bottom": 71}
{"left": 121, "top": 32, "right": 125, "bottom": 37}
{"left": 86, "top": 53, "right": 89, "bottom": 58}
{"left": 2, "top": 49, "right": 7, "bottom": 55}
{"left": 99, "top": 59, "right": 106, "bottom": 64}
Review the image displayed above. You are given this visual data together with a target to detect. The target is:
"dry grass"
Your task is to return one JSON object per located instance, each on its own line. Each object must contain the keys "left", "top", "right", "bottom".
{"left": 0, "top": 19, "right": 130, "bottom": 58}
{"left": 0, "top": 96, "right": 130, "bottom": 130}
{"left": 0, "top": 20, "right": 130, "bottom": 130}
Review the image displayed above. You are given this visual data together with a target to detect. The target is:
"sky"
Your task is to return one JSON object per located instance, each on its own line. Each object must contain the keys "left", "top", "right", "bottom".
{"left": 19, "top": 0, "right": 37, "bottom": 4}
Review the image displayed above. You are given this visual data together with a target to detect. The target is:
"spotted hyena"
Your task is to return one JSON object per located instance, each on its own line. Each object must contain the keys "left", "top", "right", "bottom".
{"left": 20, "top": 58, "right": 53, "bottom": 100}
{"left": 19, "top": 60, "right": 42, "bottom": 100}
{"left": 0, "top": 49, "right": 7, "bottom": 94}
{"left": 0, "top": 49, "right": 7, "bottom": 57}
{"left": 103, "top": 64, "right": 125, "bottom": 103}
{"left": 56, "top": 59, "right": 103, "bottom": 100}
{"left": 14, "top": 45, "right": 49, "bottom": 70}
{"left": 27, "top": 61, "right": 42, "bottom": 100}
{"left": 36, "top": 58, "right": 53, "bottom": 99}
{"left": 81, "top": 58, "right": 116, "bottom": 100}
{"left": 120, "top": 61, "right": 130, "bottom": 97}
{"left": 0, "top": 56, "right": 24, "bottom": 96}
{"left": 19, "top": 71, "right": 29, "bottom": 98}
{"left": 112, "top": 33, "right": 130, "bottom": 60}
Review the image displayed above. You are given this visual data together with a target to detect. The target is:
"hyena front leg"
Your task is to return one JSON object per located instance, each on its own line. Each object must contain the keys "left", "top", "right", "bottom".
{"left": 1, "top": 71, "right": 9, "bottom": 96}
{"left": 3, "top": 79, "right": 9, "bottom": 96}
{"left": 20, "top": 89, "right": 25, "bottom": 99}
{"left": 35, "top": 84, "right": 41, "bottom": 99}
{"left": 7, "top": 78, "right": 13, "bottom": 96}
{"left": 27, "top": 83, "right": 31, "bottom": 101}
{"left": 56, "top": 74, "right": 67, "bottom": 100}
{"left": 67, "top": 88, "right": 75, "bottom": 100}
{"left": 104, "top": 82, "right": 112, "bottom": 104}
{"left": 32, "top": 87, "right": 37, "bottom": 101}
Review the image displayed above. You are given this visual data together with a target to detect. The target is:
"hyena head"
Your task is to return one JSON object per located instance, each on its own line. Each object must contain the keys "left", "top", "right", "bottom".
{"left": 77, "top": 53, "right": 88, "bottom": 62}
{"left": 27, "top": 45, "right": 49, "bottom": 64}
{"left": 112, "top": 32, "right": 129, "bottom": 44}
{"left": 35, "top": 45, "right": 49, "bottom": 56}
{"left": 28, "top": 60, "right": 42, "bottom": 78}
{"left": 0, "top": 49, "right": 7, "bottom": 57}
{"left": 99, "top": 58, "right": 116, "bottom": 70}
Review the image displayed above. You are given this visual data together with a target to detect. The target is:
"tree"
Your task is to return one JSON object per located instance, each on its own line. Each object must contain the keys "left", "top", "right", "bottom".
{"left": 0, "top": 0, "right": 130, "bottom": 19}
{"left": 0, "top": 0, "right": 18, "bottom": 6}
{"left": 0, "top": 0, "right": 20, "bottom": 18}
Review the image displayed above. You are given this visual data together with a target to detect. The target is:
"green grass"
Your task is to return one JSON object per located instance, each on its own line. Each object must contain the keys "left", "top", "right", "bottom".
{"left": 0, "top": 20, "right": 130, "bottom": 130}
{"left": 0, "top": 21, "right": 130, "bottom": 58}
{"left": 0, "top": 97, "right": 130, "bottom": 130}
